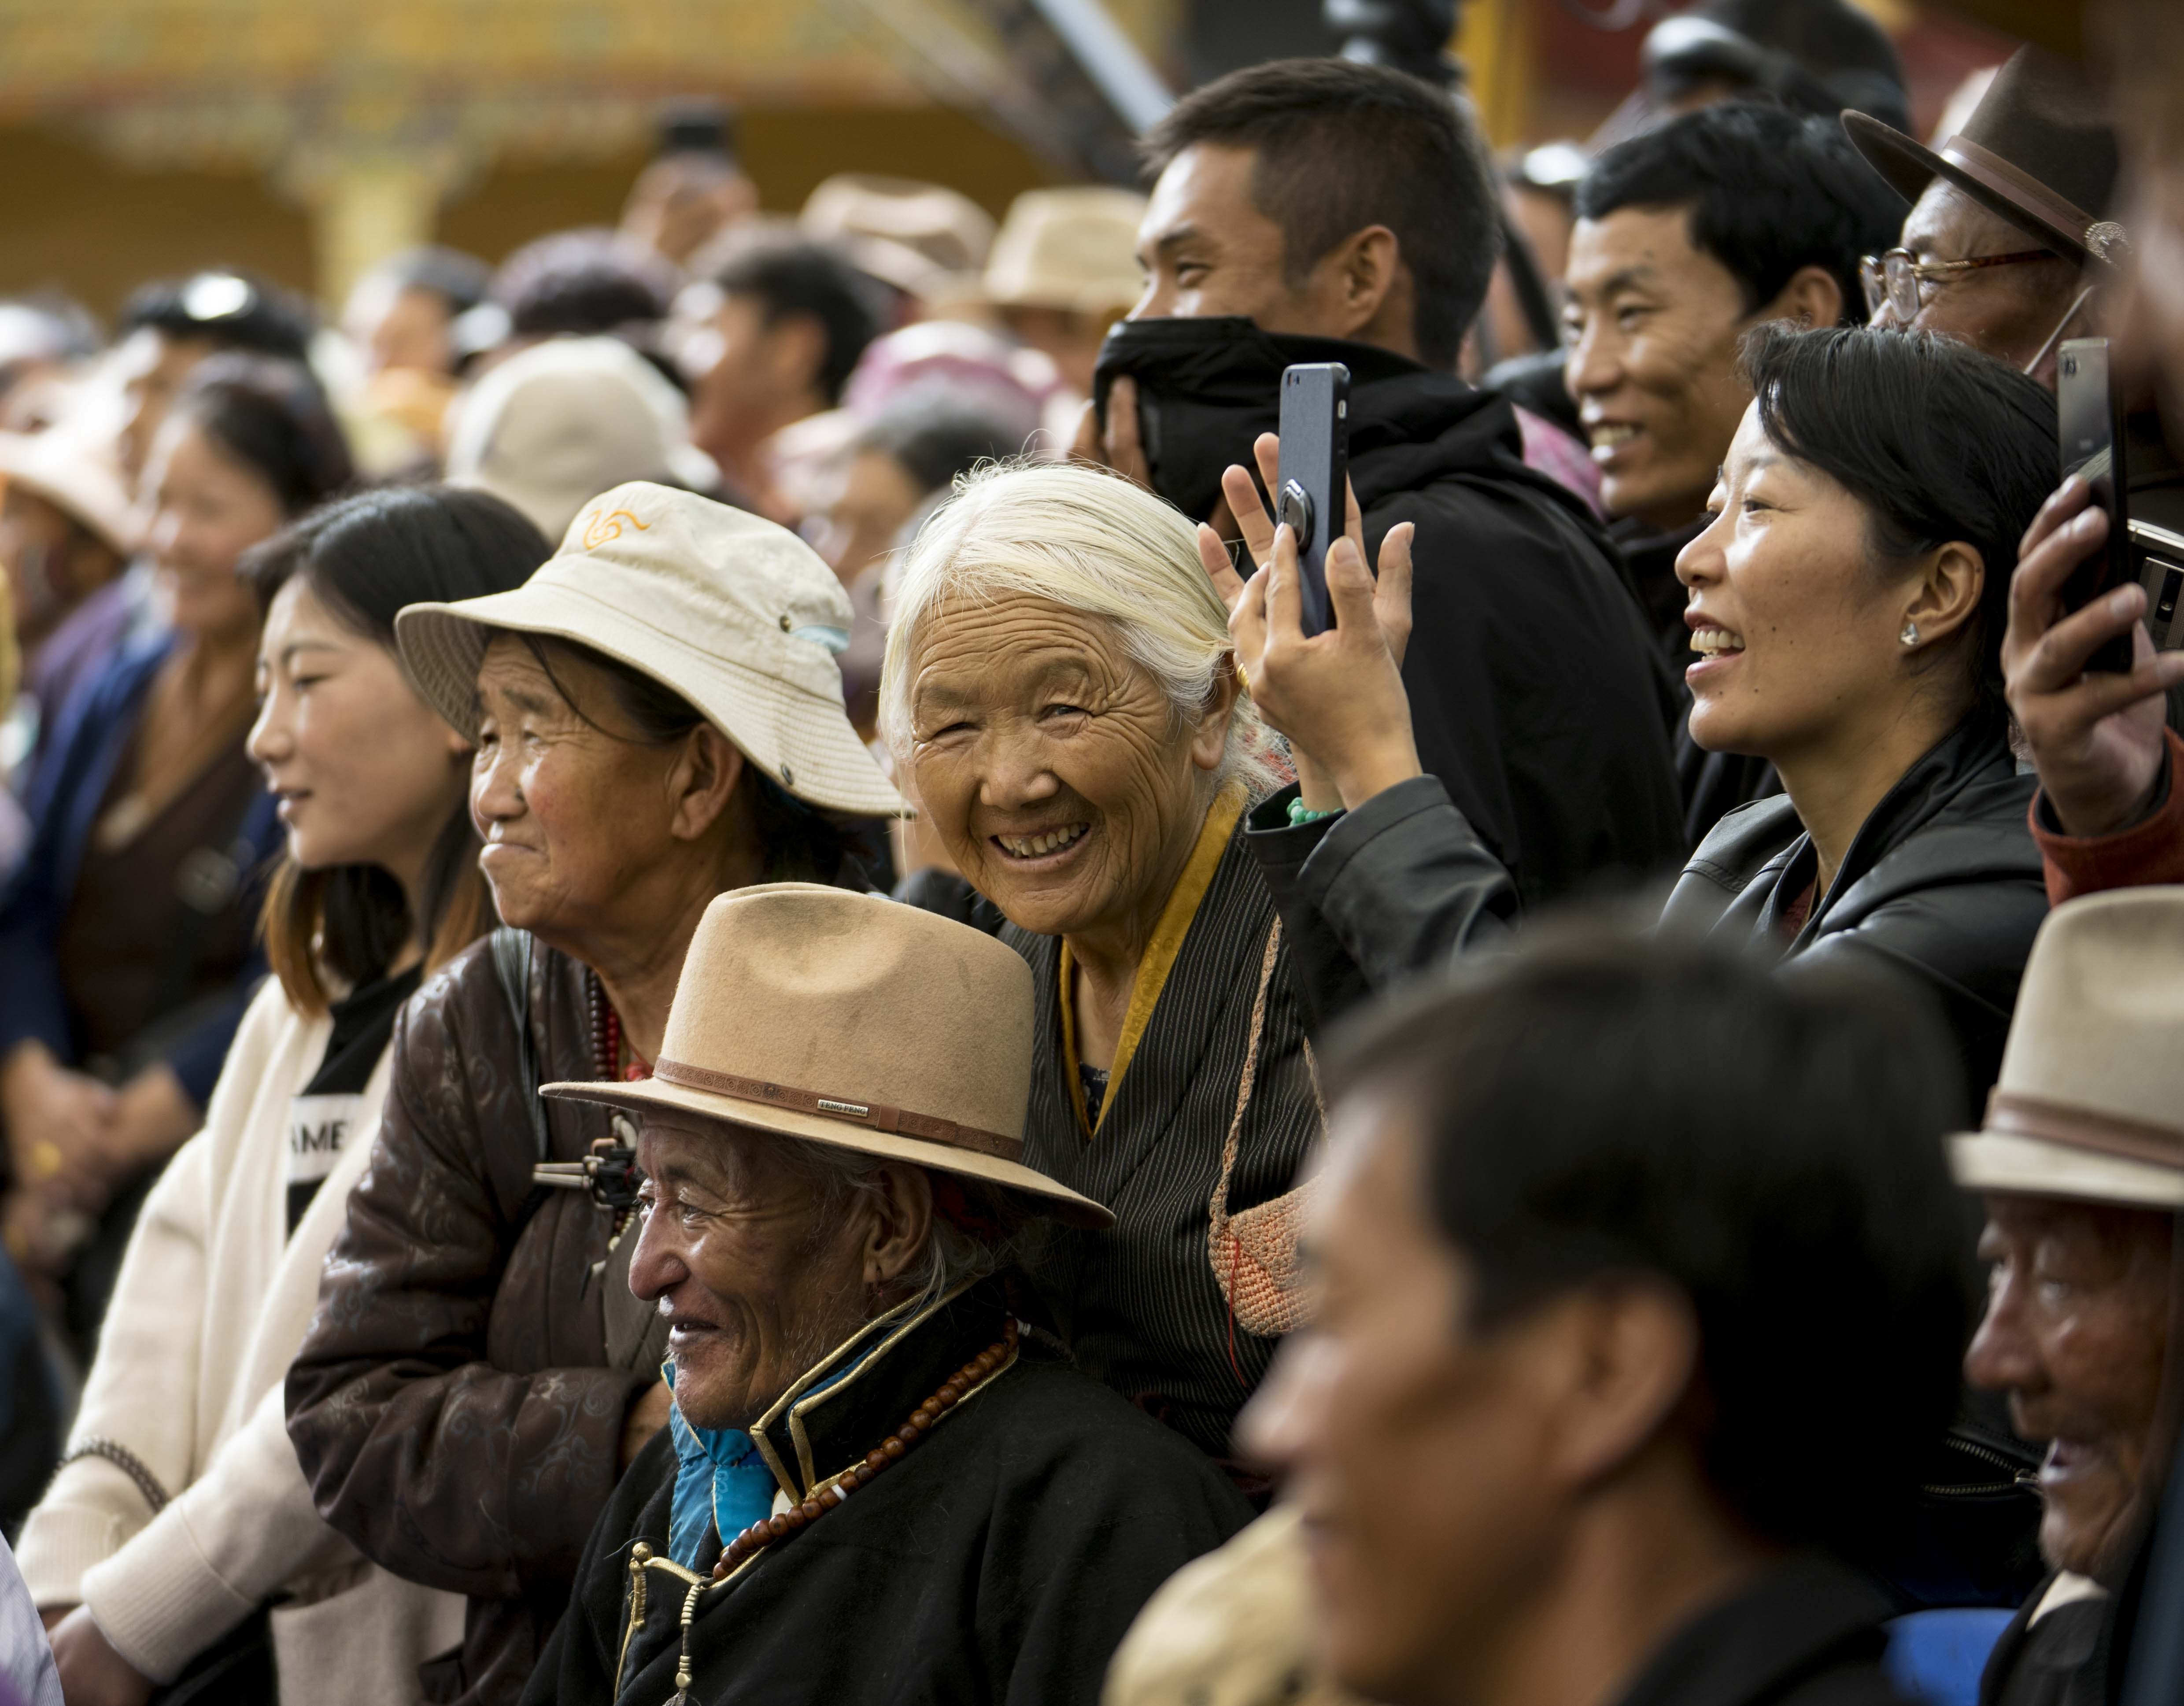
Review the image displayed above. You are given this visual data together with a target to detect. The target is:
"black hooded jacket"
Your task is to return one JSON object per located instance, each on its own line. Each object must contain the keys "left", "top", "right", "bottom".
{"left": 1095, "top": 318, "right": 1687, "bottom": 908}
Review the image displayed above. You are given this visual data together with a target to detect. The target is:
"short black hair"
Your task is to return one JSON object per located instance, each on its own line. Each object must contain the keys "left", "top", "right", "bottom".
{"left": 1743, "top": 322, "right": 2058, "bottom": 706}
{"left": 1330, "top": 922, "right": 1971, "bottom": 1558}
{"left": 712, "top": 240, "right": 886, "bottom": 406}
{"left": 119, "top": 271, "right": 315, "bottom": 363}
{"left": 367, "top": 246, "right": 493, "bottom": 318}
{"left": 169, "top": 354, "right": 355, "bottom": 517}
{"left": 1574, "top": 102, "right": 1903, "bottom": 320}
{"left": 1142, "top": 58, "right": 1500, "bottom": 374}
{"left": 493, "top": 229, "right": 676, "bottom": 338}
{"left": 856, "top": 391, "right": 1027, "bottom": 495}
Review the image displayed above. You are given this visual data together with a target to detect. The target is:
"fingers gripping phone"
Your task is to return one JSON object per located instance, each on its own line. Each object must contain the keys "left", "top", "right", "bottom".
{"left": 1275, "top": 363, "right": 1352, "bottom": 637}
{"left": 2056, "top": 338, "right": 2137, "bottom": 674}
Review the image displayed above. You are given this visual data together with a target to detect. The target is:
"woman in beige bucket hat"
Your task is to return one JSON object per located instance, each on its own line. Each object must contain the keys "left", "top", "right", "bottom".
{"left": 523, "top": 882, "right": 1251, "bottom": 1706}
{"left": 286, "top": 482, "right": 905, "bottom": 1706}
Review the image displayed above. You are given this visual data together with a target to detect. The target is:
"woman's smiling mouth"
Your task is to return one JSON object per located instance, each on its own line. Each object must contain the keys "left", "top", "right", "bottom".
{"left": 993, "top": 822, "right": 1090, "bottom": 864}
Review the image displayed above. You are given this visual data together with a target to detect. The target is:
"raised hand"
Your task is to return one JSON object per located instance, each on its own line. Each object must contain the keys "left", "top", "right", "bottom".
{"left": 2003, "top": 478, "right": 2184, "bottom": 836}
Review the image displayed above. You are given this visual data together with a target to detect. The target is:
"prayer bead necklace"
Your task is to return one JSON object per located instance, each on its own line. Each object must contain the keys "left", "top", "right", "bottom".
{"left": 587, "top": 972, "right": 652, "bottom": 1082}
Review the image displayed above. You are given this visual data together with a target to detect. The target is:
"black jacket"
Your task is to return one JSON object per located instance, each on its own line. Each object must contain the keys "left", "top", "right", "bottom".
{"left": 1094, "top": 318, "right": 1687, "bottom": 907}
{"left": 1245, "top": 708, "right": 2046, "bottom": 1117}
{"left": 522, "top": 1279, "right": 1252, "bottom": 1706}
{"left": 1612, "top": 1556, "right": 1912, "bottom": 1706}
{"left": 1980, "top": 1576, "right": 2110, "bottom": 1706}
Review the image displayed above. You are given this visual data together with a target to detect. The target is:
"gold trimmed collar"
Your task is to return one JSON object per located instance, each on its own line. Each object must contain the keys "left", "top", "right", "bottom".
{"left": 1060, "top": 783, "right": 1246, "bottom": 1139}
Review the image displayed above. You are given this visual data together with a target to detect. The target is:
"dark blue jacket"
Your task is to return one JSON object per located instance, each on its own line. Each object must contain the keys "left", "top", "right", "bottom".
{"left": 0, "top": 630, "right": 278, "bottom": 1108}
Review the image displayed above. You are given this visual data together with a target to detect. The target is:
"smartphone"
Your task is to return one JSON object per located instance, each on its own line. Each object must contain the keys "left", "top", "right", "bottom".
{"left": 2056, "top": 338, "right": 2137, "bottom": 674}
{"left": 1275, "top": 363, "right": 1351, "bottom": 636}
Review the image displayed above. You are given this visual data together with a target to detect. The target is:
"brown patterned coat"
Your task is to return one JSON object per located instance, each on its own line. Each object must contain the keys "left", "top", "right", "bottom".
{"left": 285, "top": 934, "right": 647, "bottom": 1706}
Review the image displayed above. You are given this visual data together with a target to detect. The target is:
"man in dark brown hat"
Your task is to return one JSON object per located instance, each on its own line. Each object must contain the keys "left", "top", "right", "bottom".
{"left": 1845, "top": 48, "right": 2124, "bottom": 386}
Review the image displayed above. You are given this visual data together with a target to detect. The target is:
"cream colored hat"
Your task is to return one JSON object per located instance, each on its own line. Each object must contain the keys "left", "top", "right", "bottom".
{"left": 0, "top": 428, "right": 144, "bottom": 557}
{"left": 394, "top": 481, "right": 906, "bottom": 818}
{"left": 443, "top": 336, "right": 721, "bottom": 543}
{"left": 984, "top": 187, "right": 1149, "bottom": 318}
{"left": 800, "top": 174, "right": 997, "bottom": 303}
{"left": 1950, "top": 887, "right": 2184, "bottom": 1210}
{"left": 542, "top": 883, "right": 1112, "bottom": 1228}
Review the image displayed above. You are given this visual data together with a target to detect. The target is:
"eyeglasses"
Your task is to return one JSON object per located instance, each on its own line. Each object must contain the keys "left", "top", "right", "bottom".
{"left": 1859, "top": 247, "right": 2056, "bottom": 323}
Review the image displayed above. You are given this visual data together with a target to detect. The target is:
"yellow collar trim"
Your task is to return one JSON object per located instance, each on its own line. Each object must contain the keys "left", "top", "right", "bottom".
{"left": 1061, "top": 783, "right": 1246, "bottom": 1139}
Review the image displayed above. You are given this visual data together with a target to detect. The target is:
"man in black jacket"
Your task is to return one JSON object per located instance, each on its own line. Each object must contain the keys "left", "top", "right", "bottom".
{"left": 1241, "top": 925, "right": 1971, "bottom": 1706}
{"left": 1075, "top": 58, "right": 1685, "bottom": 909}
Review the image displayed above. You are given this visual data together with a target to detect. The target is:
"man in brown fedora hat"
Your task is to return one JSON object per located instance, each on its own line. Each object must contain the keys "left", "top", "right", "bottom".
{"left": 1950, "top": 888, "right": 2184, "bottom": 1706}
{"left": 520, "top": 883, "right": 1252, "bottom": 1706}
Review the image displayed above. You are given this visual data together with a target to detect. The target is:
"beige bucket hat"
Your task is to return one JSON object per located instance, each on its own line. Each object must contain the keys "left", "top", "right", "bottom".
{"left": 542, "top": 883, "right": 1112, "bottom": 1228}
{"left": 983, "top": 187, "right": 1149, "bottom": 318}
{"left": 443, "top": 336, "right": 721, "bottom": 543}
{"left": 1950, "top": 887, "right": 2184, "bottom": 1210}
{"left": 394, "top": 481, "right": 906, "bottom": 818}
{"left": 0, "top": 429, "right": 144, "bottom": 557}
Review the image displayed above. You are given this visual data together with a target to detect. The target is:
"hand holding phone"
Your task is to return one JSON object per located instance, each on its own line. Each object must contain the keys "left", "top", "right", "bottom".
{"left": 1275, "top": 363, "right": 1352, "bottom": 637}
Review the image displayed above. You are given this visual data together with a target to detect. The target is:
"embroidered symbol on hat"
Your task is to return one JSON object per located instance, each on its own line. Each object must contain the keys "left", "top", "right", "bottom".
{"left": 581, "top": 507, "right": 652, "bottom": 550}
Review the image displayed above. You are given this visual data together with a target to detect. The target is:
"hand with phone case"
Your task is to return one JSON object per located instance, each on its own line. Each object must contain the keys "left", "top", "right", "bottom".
{"left": 2003, "top": 477, "right": 2184, "bottom": 835}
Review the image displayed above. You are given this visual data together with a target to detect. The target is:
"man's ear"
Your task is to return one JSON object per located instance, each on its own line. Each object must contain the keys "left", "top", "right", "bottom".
{"left": 665, "top": 723, "right": 747, "bottom": 843}
{"left": 767, "top": 312, "right": 830, "bottom": 400}
{"left": 1536, "top": 1278, "right": 1701, "bottom": 1490}
{"left": 1327, "top": 225, "right": 1404, "bottom": 341}
{"left": 1755, "top": 263, "right": 1847, "bottom": 332}
{"left": 864, "top": 1163, "right": 936, "bottom": 1289}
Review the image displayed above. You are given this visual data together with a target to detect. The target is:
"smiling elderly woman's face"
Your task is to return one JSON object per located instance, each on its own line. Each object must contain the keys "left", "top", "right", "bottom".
{"left": 905, "top": 590, "right": 1231, "bottom": 939}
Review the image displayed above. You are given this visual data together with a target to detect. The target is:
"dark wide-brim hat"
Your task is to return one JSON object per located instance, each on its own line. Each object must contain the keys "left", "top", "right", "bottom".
{"left": 1843, "top": 46, "right": 2126, "bottom": 271}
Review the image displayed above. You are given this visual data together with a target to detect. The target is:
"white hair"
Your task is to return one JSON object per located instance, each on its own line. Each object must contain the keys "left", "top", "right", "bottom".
{"left": 878, "top": 459, "right": 1284, "bottom": 797}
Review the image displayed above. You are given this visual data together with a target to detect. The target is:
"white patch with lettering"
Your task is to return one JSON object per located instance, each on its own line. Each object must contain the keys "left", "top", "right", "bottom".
{"left": 289, "top": 1093, "right": 363, "bottom": 1185}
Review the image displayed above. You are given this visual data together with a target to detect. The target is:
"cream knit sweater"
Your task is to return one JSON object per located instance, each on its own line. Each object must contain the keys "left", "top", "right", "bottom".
{"left": 17, "top": 976, "right": 464, "bottom": 1699}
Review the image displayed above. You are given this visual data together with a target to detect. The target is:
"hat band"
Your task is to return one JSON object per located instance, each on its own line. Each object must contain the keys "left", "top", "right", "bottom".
{"left": 653, "top": 1056, "right": 1023, "bottom": 1163}
{"left": 1939, "top": 134, "right": 2104, "bottom": 259}
{"left": 1984, "top": 1089, "right": 2184, "bottom": 1171}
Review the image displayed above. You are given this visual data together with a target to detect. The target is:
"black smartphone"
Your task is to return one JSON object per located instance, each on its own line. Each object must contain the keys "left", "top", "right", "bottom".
{"left": 2057, "top": 337, "right": 2137, "bottom": 674}
{"left": 1275, "top": 362, "right": 1352, "bottom": 636}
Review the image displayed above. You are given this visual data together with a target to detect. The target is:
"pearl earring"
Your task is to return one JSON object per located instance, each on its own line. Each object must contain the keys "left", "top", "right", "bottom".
{"left": 1900, "top": 620, "right": 1919, "bottom": 647}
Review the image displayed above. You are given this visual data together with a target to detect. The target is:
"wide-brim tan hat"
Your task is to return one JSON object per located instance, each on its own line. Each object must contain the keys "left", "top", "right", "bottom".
{"left": 983, "top": 186, "right": 1149, "bottom": 318}
{"left": 542, "top": 883, "right": 1112, "bottom": 1229}
{"left": 395, "top": 481, "right": 906, "bottom": 819}
{"left": 800, "top": 173, "right": 997, "bottom": 303}
{"left": 0, "top": 429, "right": 144, "bottom": 557}
{"left": 1949, "top": 887, "right": 2184, "bottom": 1211}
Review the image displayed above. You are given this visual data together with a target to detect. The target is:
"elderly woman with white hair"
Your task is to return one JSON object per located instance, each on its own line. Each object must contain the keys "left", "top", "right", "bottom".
{"left": 882, "top": 460, "right": 1412, "bottom": 1470}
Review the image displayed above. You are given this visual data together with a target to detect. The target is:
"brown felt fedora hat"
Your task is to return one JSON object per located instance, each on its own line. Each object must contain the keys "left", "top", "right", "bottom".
{"left": 542, "top": 883, "right": 1113, "bottom": 1229}
{"left": 1949, "top": 889, "right": 2184, "bottom": 1211}
{"left": 1843, "top": 47, "right": 2126, "bottom": 271}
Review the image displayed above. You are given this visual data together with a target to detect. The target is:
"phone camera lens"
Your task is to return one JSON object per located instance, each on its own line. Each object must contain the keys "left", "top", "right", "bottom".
{"left": 1278, "top": 479, "right": 1315, "bottom": 551}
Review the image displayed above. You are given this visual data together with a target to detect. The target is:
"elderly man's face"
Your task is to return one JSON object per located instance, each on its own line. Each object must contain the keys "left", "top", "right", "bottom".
{"left": 903, "top": 591, "right": 1229, "bottom": 943}
{"left": 1872, "top": 183, "right": 2086, "bottom": 384}
{"left": 628, "top": 1112, "right": 896, "bottom": 1430}
{"left": 1966, "top": 1196, "right": 2173, "bottom": 1581}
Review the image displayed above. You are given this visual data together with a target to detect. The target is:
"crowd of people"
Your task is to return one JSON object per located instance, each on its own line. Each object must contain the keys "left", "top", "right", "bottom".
{"left": 0, "top": 1, "right": 2182, "bottom": 1703}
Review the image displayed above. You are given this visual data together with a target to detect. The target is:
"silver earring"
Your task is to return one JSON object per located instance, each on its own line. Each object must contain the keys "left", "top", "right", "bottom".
{"left": 1900, "top": 621, "right": 1919, "bottom": 648}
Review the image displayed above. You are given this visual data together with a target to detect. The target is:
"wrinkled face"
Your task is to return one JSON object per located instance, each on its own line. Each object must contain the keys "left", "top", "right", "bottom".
{"left": 1873, "top": 183, "right": 2083, "bottom": 379}
{"left": 116, "top": 327, "right": 216, "bottom": 488}
{"left": 1563, "top": 206, "right": 1759, "bottom": 529}
{"left": 1676, "top": 404, "right": 1938, "bottom": 761}
{"left": 469, "top": 635, "right": 695, "bottom": 943}
{"left": 248, "top": 579, "right": 469, "bottom": 878}
{"left": 1131, "top": 142, "right": 1330, "bottom": 335}
{"left": 903, "top": 591, "right": 1223, "bottom": 940}
{"left": 144, "top": 416, "right": 285, "bottom": 645}
{"left": 628, "top": 1111, "right": 877, "bottom": 1430}
{"left": 812, "top": 448, "right": 926, "bottom": 586}
{"left": 1239, "top": 1095, "right": 1577, "bottom": 1706}
{"left": 1966, "top": 1196, "right": 2172, "bottom": 1582}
